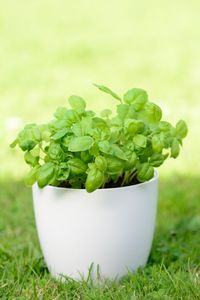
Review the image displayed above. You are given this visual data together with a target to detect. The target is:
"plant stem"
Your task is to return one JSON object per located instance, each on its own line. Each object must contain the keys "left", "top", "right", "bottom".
{"left": 121, "top": 171, "right": 130, "bottom": 187}
{"left": 129, "top": 169, "right": 137, "bottom": 182}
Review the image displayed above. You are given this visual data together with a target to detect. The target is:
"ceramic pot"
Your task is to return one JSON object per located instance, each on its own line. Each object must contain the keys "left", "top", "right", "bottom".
{"left": 32, "top": 171, "right": 158, "bottom": 281}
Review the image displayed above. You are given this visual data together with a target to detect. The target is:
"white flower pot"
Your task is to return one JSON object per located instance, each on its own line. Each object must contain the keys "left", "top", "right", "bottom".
{"left": 32, "top": 171, "right": 158, "bottom": 281}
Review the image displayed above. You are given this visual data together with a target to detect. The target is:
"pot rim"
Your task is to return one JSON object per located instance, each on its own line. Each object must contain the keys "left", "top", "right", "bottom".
{"left": 33, "top": 170, "right": 158, "bottom": 193}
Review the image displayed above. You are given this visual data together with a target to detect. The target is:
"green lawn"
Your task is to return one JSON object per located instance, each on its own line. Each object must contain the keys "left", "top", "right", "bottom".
{"left": 0, "top": 0, "right": 200, "bottom": 298}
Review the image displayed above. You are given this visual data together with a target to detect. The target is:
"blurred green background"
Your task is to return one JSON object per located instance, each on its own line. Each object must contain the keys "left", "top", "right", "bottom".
{"left": 1, "top": 0, "right": 199, "bottom": 179}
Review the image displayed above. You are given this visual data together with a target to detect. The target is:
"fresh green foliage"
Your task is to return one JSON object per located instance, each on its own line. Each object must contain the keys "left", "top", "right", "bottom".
{"left": 93, "top": 84, "right": 122, "bottom": 102}
{"left": 11, "top": 86, "right": 188, "bottom": 192}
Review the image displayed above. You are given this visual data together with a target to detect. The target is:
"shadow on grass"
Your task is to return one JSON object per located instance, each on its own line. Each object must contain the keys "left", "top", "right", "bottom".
{"left": 0, "top": 174, "right": 199, "bottom": 278}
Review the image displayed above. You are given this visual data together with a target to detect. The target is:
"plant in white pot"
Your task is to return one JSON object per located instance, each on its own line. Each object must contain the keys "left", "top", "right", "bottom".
{"left": 10, "top": 84, "right": 188, "bottom": 281}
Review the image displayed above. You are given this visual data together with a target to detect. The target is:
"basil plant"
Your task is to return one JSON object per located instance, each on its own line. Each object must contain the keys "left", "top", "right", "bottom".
{"left": 11, "top": 85, "right": 188, "bottom": 192}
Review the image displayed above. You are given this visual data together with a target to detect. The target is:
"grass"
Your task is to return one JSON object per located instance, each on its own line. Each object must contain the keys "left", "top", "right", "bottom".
{"left": 0, "top": 0, "right": 200, "bottom": 298}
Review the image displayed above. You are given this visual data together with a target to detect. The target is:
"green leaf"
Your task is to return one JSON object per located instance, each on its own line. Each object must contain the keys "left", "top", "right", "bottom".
{"left": 95, "top": 156, "right": 107, "bottom": 172}
{"left": 51, "top": 128, "right": 68, "bottom": 140}
{"left": 48, "top": 143, "right": 63, "bottom": 160}
{"left": 123, "top": 88, "right": 148, "bottom": 105}
{"left": 93, "top": 83, "right": 122, "bottom": 102}
{"left": 125, "top": 119, "right": 145, "bottom": 135}
{"left": 62, "top": 136, "right": 73, "bottom": 148}
{"left": 149, "top": 153, "right": 167, "bottom": 167}
{"left": 92, "top": 117, "right": 107, "bottom": 129}
{"left": 54, "top": 109, "right": 80, "bottom": 126}
{"left": 133, "top": 98, "right": 147, "bottom": 111}
{"left": 127, "top": 104, "right": 137, "bottom": 119}
{"left": 81, "top": 151, "right": 92, "bottom": 163}
{"left": 85, "top": 167, "right": 104, "bottom": 192}
{"left": 133, "top": 134, "right": 147, "bottom": 148}
{"left": 84, "top": 110, "right": 96, "bottom": 118}
{"left": 54, "top": 107, "right": 68, "bottom": 119}
{"left": 152, "top": 134, "right": 163, "bottom": 153}
{"left": 117, "top": 104, "right": 129, "bottom": 120}
{"left": 19, "top": 139, "right": 36, "bottom": 151}
{"left": 39, "top": 124, "right": 51, "bottom": 142}
{"left": 68, "top": 158, "right": 87, "bottom": 175}
{"left": 71, "top": 117, "right": 93, "bottom": 137}
{"left": 137, "top": 163, "right": 154, "bottom": 182}
{"left": 110, "top": 128, "right": 121, "bottom": 143}
{"left": 68, "top": 95, "right": 86, "bottom": 113}
{"left": 89, "top": 143, "right": 99, "bottom": 156}
{"left": 111, "top": 144, "right": 127, "bottom": 160}
{"left": 158, "top": 121, "right": 172, "bottom": 132}
{"left": 106, "top": 157, "right": 123, "bottom": 174}
{"left": 32, "top": 127, "right": 41, "bottom": 142}
{"left": 99, "top": 129, "right": 111, "bottom": 142}
{"left": 100, "top": 109, "right": 112, "bottom": 118}
{"left": 30, "top": 146, "right": 40, "bottom": 157}
{"left": 24, "top": 151, "right": 39, "bottom": 166}
{"left": 37, "top": 162, "right": 55, "bottom": 188}
{"left": 125, "top": 142, "right": 135, "bottom": 152}
{"left": 71, "top": 123, "right": 82, "bottom": 136}
{"left": 144, "top": 102, "right": 162, "bottom": 123}
{"left": 171, "top": 138, "right": 180, "bottom": 158}
{"left": 56, "top": 162, "right": 70, "bottom": 181}
{"left": 24, "top": 165, "right": 40, "bottom": 186}
{"left": 160, "top": 132, "right": 172, "bottom": 148}
{"left": 139, "top": 145, "right": 153, "bottom": 163}
{"left": 10, "top": 139, "right": 18, "bottom": 148}
{"left": 68, "top": 136, "right": 94, "bottom": 152}
{"left": 124, "top": 152, "right": 137, "bottom": 170}
{"left": 98, "top": 140, "right": 112, "bottom": 154}
{"left": 80, "top": 117, "right": 93, "bottom": 135}
{"left": 17, "top": 125, "right": 38, "bottom": 151}
{"left": 110, "top": 116, "right": 123, "bottom": 127}
{"left": 176, "top": 120, "right": 188, "bottom": 139}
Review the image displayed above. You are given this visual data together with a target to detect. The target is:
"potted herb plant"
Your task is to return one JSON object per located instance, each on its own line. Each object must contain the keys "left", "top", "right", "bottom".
{"left": 10, "top": 84, "right": 187, "bottom": 281}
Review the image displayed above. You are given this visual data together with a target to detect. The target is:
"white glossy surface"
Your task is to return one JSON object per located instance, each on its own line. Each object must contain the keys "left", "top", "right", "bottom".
{"left": 32, "top": 173, "right": 158, "bottom": 281}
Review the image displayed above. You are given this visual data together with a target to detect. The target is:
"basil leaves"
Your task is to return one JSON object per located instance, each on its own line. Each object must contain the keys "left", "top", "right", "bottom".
{"left": 10, "top": 85, "right": 188, "bottom": 192}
